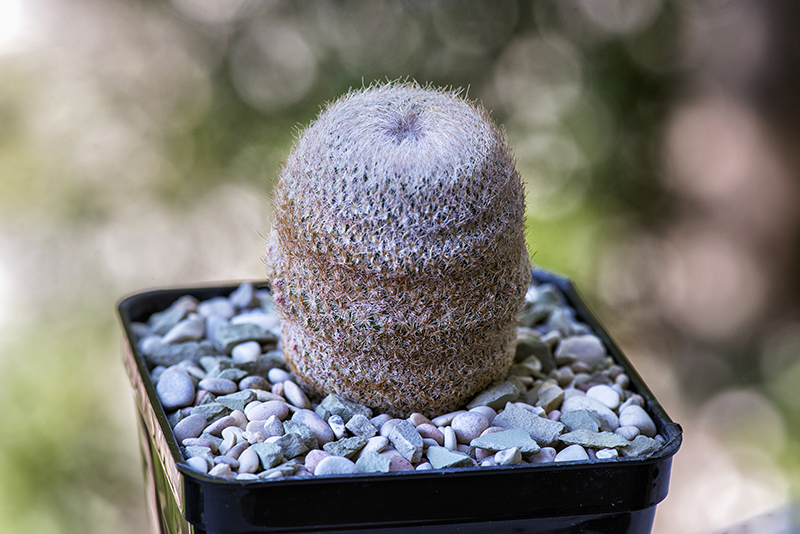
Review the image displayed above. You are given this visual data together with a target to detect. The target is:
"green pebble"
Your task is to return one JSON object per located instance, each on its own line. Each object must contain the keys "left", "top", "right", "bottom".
{"left": 190, "top": 402, "right": 231, "bottom": 423}
{"left": 323, "top": 436, "right": 369, "bottom": 459}
{"left": 283, "top": 420, "right": 319, "bottom": 450}
{"left": 250, "top": 441, "right": 284, "bottom": 469}
{"left": 216, "top": 323, "right": 277, "bottom": 354}
{"left": 355, "top": 451, "right": 392, "bottom": 474}
{"left": 215, "top": 390, "right": 257, "bottom": 413}
{"left": 559, "top": 429, "right": 630, "bottom": 450}
{"left": 426, "top": 446, "right": 475, "bottom": 469}
{"left": 469, "top": 428, "right": 540, "bottom": 454}
{"left": 467, "top": 381, "right": 521, "bottom": 410}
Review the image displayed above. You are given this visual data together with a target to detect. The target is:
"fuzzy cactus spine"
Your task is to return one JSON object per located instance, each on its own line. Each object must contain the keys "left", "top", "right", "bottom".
{"left": 267, "top": 82, "right": 531, "bottom": 417}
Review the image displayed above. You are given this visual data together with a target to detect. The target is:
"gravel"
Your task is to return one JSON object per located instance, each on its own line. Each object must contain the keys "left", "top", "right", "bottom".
{"left": 131, "top": 281, "right": 669, "bottom": 480}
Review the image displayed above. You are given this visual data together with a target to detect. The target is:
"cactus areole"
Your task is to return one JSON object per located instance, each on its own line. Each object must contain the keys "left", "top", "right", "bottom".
{"left": 266, "top": 82, "right": 531, "bottom": 417}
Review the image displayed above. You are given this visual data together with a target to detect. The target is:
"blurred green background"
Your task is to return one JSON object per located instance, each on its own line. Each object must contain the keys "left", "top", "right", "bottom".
{"left": 2, "top": 1, "right": 800, "bottom": 532}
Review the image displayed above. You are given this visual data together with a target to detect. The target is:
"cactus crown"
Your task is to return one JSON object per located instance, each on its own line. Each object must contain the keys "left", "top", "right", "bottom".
{"left": 267, "top": 81, "right": 530, "bottom": 417}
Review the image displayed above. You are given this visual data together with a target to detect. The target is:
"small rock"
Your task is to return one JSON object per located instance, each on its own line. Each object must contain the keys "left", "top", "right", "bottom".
{"left": 431, "top": 411, "right": 466, "bottom": 427}
{"left": 492, "top": 402, "right": 565, "bottom": 446}
{"left": 534, "top": 383, "right": 564, "bottom": 413}
{"left": 559, "top": 429, "right": 630, "bottom": 450}
{"left": 217, "top": 368, "right": 249, "bottom": 382}
{"left": 162, "top": 317, "right": 205, "bottom": 344}
{"left": 149, "top": 304, "right": 190, "bottom": 335}
{"left": 469, "top": 428, "right": 540, "bottom": 454}
{"left": 323, "top": 436, "right": 369, "bottom": 460}
{"left": 216, "top": 323, "right": 277, "bottom": 354}
{"left": 382, "top": 451, "right": 415, "bottom": 472}
{"left": 267, "top": 368, "right": 292, "bottom": 383}
{"left": 426, "top": 446, "right": 475, "bottom": 469}
{"left": 231, "top": 341, "right": 261, "bottom": 364}
{"left": 555, "top": 335, "right": 606, "bottom": 366}
{"left": 362, "top": 436, "right": 389, "bottom": 454}
{"left": 186, "top": 456, "right": 209, "bottom": 473}
{"left": 619, "top": 405, "right": 657, "bottom": 437}
{"left": 215, "top": 390, "right": 257, "bottom": 413}
{"left": 283, "top": 420, "right": 319, "bottom": 450}
{"left": 304, "top": 449, "right": 332, "bottom": 474}
{"left": 443, "top": 426, "right": 458, "bottom": 451}
{"left": 198, "top": 378, "right": 238, "bottom": 396}
{"left": 621, "top": 435, "right": 661, "bottom": 457}
{"left": 561, "top": 394, "right": 619, "bottom": 431}
{"left": 283, "top": 380, "right": 311, "bottom": 409}
{"left": 407, "top": 413, "right": 431, "bottom": 427}
{"left": 237, "top": 447, "right": 261, "bottom": 473}
{"left": 586, "top": 384, "right": 621, "bottom": 410}
{"left": 184, "top": 445, "right": 214, "bottom": 465}
{"left": 468, "top": 406, "right": 497, "bottom": 425}
{"left": 596, "top": 448, "right": 619, "bottom": 459}
{"left": 328, "top": 414, "right": 346, "bottom": 439}
{"left": 197, "top": 297, "right": 236, "bottom": 320}
{"left": 229, "top": 282, "right": 256, "bottom": 309}
{"left": 146, "top": 340, "right": 218, "bottom": 368}
{"left": 555, "top": 444, "right": 589, "bottom": 462}
{"left": 250, "top": 441, "right": 284, "bottom": 469}
{"left": 388, "top": 420, "right": 424, "bottom": 463}
{"left": 208, "top": 463, "right": 234, "bottom": 478}
{"left": 182, "top": 437, "right": 217, "bottom": 453}
{"left": 316, "top": 394, "right": 373, "bottom": 423}
{"left": 467, "top": 381, "right": 520, "bottom": 410}
{"left": 415, "top": 424, "right": 444, "bottom": 446}
{"left": 346, "top": 414, "right": 378, "bottom": 438}
{"left": 292, "top": 409, "right": 335, "bottom": 445}
{"left": 615, "top": 425, "right": 640, "bottom": 441}
{"left": 272, "top": 433, "right": 308, "bottom": 459}
{"left": 156, "top": 367, "right": 195, "bottom": 410}
{"left": 190, "top": 403, "right": 231, "bottom": 425}
{"left": 379, "top": 419, "right": 403, "bottom": 438}
{"left": 204, "top": 415, "right": 237, "bottom": 437}
{"left": 231, "top": 310, "right": 280, "bottom": 332}
{"left": 262, "top": 415, "right": 285, "bottom": 438}
{"left": 451, "top": 412, "right": 489, "bottom": 444}
{"left": 560, "top": 410, "right": 602, "bottom": 433}
{"left": 314, "top": 456, "right": 359, "bottom": 476}
{"left": 529, "top": 447, "right": 557, "bottom": 463}
{"left": 239, "top": 376, "right": 270, "bottom": 391}
{"left": 370, "top": 414, "right": 392, "bottom": 429}
{"left": 246, "top": 400, "right": 289, "bottom": 421}
{"left": 356, "top": 451, "right": 392, "bottom": 474}
{"left": 495, "top": 447, "right": 522, "bottom": 466}
{"left": 173, "top": 413, "right": 207, "bottom": 442}
{"left": 416, "top": 462, "right": 433, "bottom": 471}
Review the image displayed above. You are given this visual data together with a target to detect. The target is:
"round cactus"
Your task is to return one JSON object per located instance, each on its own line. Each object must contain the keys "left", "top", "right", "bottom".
{"left": 266, "top": 82, "right": 530, "bottom": 417}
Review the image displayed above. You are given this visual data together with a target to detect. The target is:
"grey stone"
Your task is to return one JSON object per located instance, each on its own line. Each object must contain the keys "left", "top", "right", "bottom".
{"left": 355, "top": 451, "right": 392, "bottom": 474}
{"left": 316, "top": 393, "right": 373, "bottom": 423}
{"left": 198, "top": 378, "right": 238, "bottom": 396}
{"left": 173, "top": 414, "right": 207, "bottom": 442}
{"left": 561, "top": 395, "right": 620, "bottom": 431}
{"left": 182, "top": 437, "right": 218, "bottom": 453}
{"left": 560, "top": 410, "right": 602, "bottom": 433}
{"left": 451, "top": 412, "right": 490, "bottom": 444}
{"left": 555, "top": 444, "right": 589, "bottom": 462}
{"left": 495, "top": 447, "right": 523, "bottom": 466}
{"left": 534, "top": 383, "right": 564, "bottom": 413}
{"left": 217, "top": 368, "right": 249, "bottom": 383}
{"left": 156, "top": 367, "right": 195, "bottom": 410}
{"left": 469, "top": 428, "right": 540, "bottom": 454}
{"left": 146, "top": 340, "right": 218, "bottom": 368}
{"left": 493, "top": 402, "right": 565, "bottom": 446}
{"left": 273, "top": 433, "right": 309, "bottom": 459}
{"left": 345, "top": 414, "right": 378, "bottom": 438}
{"left": 259, "top": 460, "right": 301, "bottom": 478}
{"left": 162, "top": 317, "right": 205, "bottom": 344}
{"left": 230, "top": 282, "right": 257, "bottom": 309}
{"left": 323, "top": 436, "right": 369, "bottom": 460}
{"left": 250, "top": 441, "right": 284, "bottom": 469}
{"left": 621, "top": 435, "right": 661, "bottom": 458}
{"left": 283, "top": 420, "right": 319, "bottom": 450}
{"left": 292, "top": 409, "right": 335, "bottom": 445}
{"left": 559, "top": 429, "right": 630, "bottom": 450}
{"left": 216, "top": 323, "right": 277, "bottom": 354}
{"left": 388, "top": 420, "right": 424, "bottom": 463}
{"left": 426, "top": 446, "right": 475, "bottom": 469}
{"left": 197, "top": 296, "right": 236, "bottom": 320}
{"left": 467, "top": 381, "right": 521, "bottom": 410}
{"left": 328, "top": 414, "right": 346, "bottom": 439}
{"left": 205, "top": 315, "right": 229, "bottom": 346}
{"left": 235, "top": 352, "right": 284, "bottom": 378}
{"left": 190, "top": 403, "right": 232, "bottom": 424}
{"left": 199, "top": 355, "right": 234, "bottom": 374}
{"left": 231, "top": 341, "right": 261, "bottom": 364}
{"left": 515, "top": 338, "right": 555, "bottom": 374}
{"left": 314, "top": 456, "right": 359, "bottom": 476}
{"left": 215, "top": 390, "right": 257, "bottom": 413}
{"left": 149, "top": 305, "right": 188, "bottom": 336}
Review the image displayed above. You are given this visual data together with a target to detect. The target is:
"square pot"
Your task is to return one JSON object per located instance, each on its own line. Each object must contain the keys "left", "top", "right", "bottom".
{"left": 118, "top": 270, "right": 682, "bottom": 534}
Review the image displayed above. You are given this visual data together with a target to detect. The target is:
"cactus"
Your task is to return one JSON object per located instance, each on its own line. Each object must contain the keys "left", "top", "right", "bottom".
{"left": 266, "top": 82, "right": 530, "bottom": 417}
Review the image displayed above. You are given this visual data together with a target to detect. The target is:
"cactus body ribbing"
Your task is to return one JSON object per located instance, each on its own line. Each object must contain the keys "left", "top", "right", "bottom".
{"left": 267, "top": 82, "right": 530, "bottom": 417}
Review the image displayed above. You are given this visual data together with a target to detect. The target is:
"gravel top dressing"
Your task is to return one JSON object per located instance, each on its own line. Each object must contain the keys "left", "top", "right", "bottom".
{"left": 130, "top": 279, "right": 666, "bottom": 481}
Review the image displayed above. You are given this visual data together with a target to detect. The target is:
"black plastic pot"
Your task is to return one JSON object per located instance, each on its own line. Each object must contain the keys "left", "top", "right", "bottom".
{"left": 118, "top": 271, "right": 682, "bottom": 534}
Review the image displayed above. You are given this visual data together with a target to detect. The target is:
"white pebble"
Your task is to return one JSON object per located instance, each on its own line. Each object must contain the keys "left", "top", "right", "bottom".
{"left": 555, "top": 444, "right": 589, "bottom": 462}
{"left": 208, "top": 463, "right": 234, "bottom": 478}
{"left": 495, "top": 447, "right": 522, "bottom": 466}
{"left": 596, "top": 448, "right": 619, "bottom": 459}
{"left": 615, "top": 425, "right": 640, "bottom": 441}
{"left": 416, "top": 462, "right": 433, "bottom": 471}
{"left": 362, "top": 436, "right": 389, "bottom": 454}
{"left": 236, "top": 473, "right": 259, "bottom": 481}
{"left": 268, "top": 368, "right": 292, "bottom": 384}
{"left": 619, "top": 405, "right": 656, "bottom": 437}
{"left": 237, "top": 447, "right": 261, "bottom": 474}
{"left": 283, "top": 380, "right": 311, "bottom": 409}
{"left": 262, "top": 415, "right": 284, "bottom": 438}
{"left": 443, "top": 426, "right": 458, "bottom": 451}
{"left": 231, "top": 341, "right": 261, "bottom": 364}
{"left": 586, "top": 385, "right": 620, "bottom": 410}
{"left": 431, "top": 410, "right": 466, "bottom": 427}
{"left": 162, "top": 317, "right": 205, "bottom": 344}
{"left": 186, "top": 456, "right": 209, "bottom": 473}
{"left": 314, "top": 456, "right": 359, "bottom": 476}
{"left": 328, "top": 414, "right": 346, "bottom": 439}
